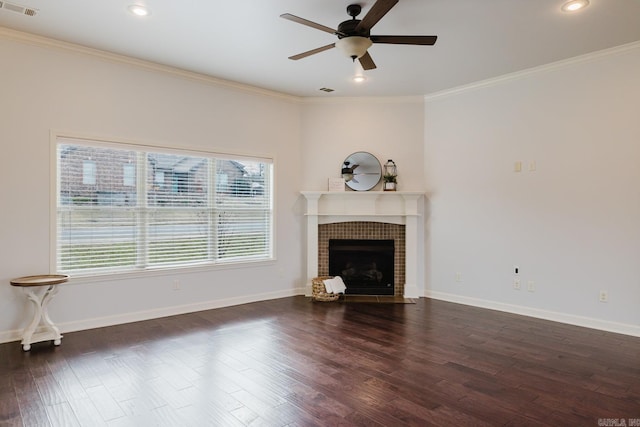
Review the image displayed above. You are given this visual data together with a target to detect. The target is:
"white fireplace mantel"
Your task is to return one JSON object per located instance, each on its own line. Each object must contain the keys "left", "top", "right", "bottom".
{"left": 301, "top": 191, "right": 423, "bottom": 225}
{"left": 301, "top": 191, "right": 425, "bottom": 298}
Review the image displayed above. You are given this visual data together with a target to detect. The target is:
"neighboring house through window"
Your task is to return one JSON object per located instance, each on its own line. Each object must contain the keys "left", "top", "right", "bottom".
{"left": 55, "top": 136, "right": 274, "bottom": 275}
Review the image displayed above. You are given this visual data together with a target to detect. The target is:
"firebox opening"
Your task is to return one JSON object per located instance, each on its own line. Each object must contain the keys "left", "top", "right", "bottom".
{"left": 329, "top": 239, "right": 394, "bottom": 295}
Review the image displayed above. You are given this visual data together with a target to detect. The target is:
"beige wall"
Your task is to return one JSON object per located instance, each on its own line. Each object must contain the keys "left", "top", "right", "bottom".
{"left": 424, "top": 44, "right": 640, "bottom": 334}
{"left": 0, "top": 32, "right": 304, "bottom": 341}
{"left": 2, "top": 28, "right": 638, "bottom": 341}
{"left": 300, "top": 97, "right": 425, "bottom": 191}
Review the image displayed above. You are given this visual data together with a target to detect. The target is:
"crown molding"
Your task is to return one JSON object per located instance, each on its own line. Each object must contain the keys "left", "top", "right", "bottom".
{"left": 0, "top": 27, "right": 302, "bottom": 103}
{"left": 424, "top": 40, "right": 640, "bottom": 102}
{"left": 3, "top": 26, "right": 637, "bottom": 105}
{"left": 301, "top": 95, "right": 425, "bottom": 105}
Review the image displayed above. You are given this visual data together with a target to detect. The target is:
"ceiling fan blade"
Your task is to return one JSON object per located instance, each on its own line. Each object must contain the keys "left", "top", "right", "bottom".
{"left": 288, "top": 43, "right": 336, "bottom": 60}
{"left": 280, "top": 13, "right": 337, "bottom": 35}
{"left": 355, "top": 0, "right": 399, "bottom": 32}
{"left": 370, "top": 35, "right": 438, "bottom": 45}
{"left": 358, "top": 52, "right": 377, "bottom": 70}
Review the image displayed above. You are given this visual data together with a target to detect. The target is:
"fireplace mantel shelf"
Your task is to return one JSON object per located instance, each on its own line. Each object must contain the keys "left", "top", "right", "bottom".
{"left": 301, "top": 191, "right": 425, "bottom": 219}
{"left": 300, "top": 191, "right": 425, "bottom": 197}
{"left": 300, "top": 191, "right": 425, "bottom": 200}
{"left": 304, "top": 213, "right": 420, "bottom": 217}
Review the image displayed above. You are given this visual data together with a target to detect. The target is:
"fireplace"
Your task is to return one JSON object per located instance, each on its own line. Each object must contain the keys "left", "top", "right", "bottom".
{"left": 301, "top": 191, "right": 425, "bottom": 298}
{"left": 319, "top": 222, "right": 405, "bottom": 294}
{"left": 329, "top": 239, "right": 395, "bottom": 295}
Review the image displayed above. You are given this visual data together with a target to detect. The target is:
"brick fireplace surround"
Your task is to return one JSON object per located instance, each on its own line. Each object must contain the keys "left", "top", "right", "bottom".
{"left": 319, "top": 222, "right": 406, "bottom": 295}
{"left": 301, "top": 191, "right": 425, "bottom": 298}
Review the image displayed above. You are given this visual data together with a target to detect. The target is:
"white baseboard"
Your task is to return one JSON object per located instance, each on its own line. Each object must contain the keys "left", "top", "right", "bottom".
{"left": 403, "top": 283, "right": 421, "bottom": 299}
{"left": 425, "top": 290, "right": 640, "bottom": 338}
{"left": 0, "top": 287, "right": 306, "bottom": 345}
{"left": 4, "top": 288, "right": 635, "bottom": 344}
{"left": 0, "top": 329, "right": 22, "bottom": 345}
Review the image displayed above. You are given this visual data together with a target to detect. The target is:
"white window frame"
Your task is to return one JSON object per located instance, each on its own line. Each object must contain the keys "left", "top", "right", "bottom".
{"left": 51, "top": 134, "right": 275, "bottom": 278}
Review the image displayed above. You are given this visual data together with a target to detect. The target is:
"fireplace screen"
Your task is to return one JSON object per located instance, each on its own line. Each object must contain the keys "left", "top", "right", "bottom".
{"left": 328, "top": 239, "right": 394, "bottom": 295}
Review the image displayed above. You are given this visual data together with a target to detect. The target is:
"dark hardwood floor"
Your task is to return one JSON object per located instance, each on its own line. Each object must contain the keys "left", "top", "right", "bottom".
{"left": 1, "top": 296, "right": 639, "bottom": 426}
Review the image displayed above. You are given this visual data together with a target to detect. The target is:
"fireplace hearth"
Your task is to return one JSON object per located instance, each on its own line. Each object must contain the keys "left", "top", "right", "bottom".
{"left": 329, "top": 239, "right": 394, "bottom": 295}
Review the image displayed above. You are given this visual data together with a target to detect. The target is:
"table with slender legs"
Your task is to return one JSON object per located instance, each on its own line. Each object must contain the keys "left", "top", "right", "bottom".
{"left": 10, "top": 274, "right": 69, "bottom": 351}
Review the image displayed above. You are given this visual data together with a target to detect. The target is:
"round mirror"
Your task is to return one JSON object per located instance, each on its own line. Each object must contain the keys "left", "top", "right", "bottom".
{"left": 341, "top": 152, "right": 381, "bottom": 191}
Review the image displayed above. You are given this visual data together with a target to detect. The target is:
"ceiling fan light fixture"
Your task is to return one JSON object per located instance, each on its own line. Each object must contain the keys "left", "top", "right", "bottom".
{"left": 353, "top": 74, "right": 366, "bottom": 83}
{"left": 335, "top": 36, "right": 372, "bottom": 60}
{"left": 561, "top": 0, "right": 589, "bottom": 12}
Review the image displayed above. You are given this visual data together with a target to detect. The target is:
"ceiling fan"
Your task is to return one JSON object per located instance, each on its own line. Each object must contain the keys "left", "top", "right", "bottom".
{"left": 280, "top": 0, "right": 437, "bottom": 70}
{"left": 341, "top": 161, "right": 360, "bottom": 182}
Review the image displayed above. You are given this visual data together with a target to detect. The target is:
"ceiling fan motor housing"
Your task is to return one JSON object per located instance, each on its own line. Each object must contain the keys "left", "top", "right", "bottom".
{"left": 337, "top": 19, "right": 370, "bottom": 39}
{"left": 338, "top": 4, "right": 369, "bottom": 39}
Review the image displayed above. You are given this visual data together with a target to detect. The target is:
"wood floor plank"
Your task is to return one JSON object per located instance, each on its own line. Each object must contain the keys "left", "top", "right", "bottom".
{"left": 12, "top": 370, "right": 52, "bottom": 426}
{"left": 85, "top": 385, "right": 126, "bottom": 422}
{"left": 0, "top": 389, "right": 21, "bottom": 426}
{"left": 67, "top": 397, "right": 108, "bottom": 427}
{"left": 2, "top": 296, "right": 639, "bottom": 426}
{"left": 44, "top": 401, "right": 80, "bottom": 427}
{"left": 46, "top": 355, "right": 89, "bottom": 402}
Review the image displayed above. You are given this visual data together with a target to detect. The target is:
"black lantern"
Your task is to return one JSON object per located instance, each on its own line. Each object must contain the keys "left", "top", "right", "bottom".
{"left": 383, "top": 159, "right": 397, "bottom": 191}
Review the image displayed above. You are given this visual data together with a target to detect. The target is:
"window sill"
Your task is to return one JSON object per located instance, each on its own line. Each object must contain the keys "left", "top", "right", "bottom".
{"left": 59, "top": 258, "right": 277, "bottom": 285}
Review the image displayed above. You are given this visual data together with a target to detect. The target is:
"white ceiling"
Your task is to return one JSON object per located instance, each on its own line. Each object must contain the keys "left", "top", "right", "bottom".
{"left": 1, "top": 0, "right": 640, "bottom": 98}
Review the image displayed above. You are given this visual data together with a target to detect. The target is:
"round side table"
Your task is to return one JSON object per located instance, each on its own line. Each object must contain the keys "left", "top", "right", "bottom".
{"left": 10, "top": 274, "right": 69, "bottom": 351}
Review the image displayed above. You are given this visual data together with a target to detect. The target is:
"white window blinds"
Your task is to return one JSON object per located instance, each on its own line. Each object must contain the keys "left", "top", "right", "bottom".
{"left": 56, "top": 138, "right": 273, "bottom": 275}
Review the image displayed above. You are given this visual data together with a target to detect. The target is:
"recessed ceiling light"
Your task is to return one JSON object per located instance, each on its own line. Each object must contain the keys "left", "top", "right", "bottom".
{"left": 128, "top": 4, "right": 150, "bottom": 16}
{"left": 561, "top": 0, "right": 589, "bottom": 12}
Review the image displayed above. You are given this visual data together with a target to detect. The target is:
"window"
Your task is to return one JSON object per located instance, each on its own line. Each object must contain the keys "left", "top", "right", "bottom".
{"left": 122, "top": 164, "right": 135, "bottom": 187}
{"left": 82, "top": 160, "right": 96, "bottom": 185}
{"left": 55, "top": 137, "right": 273, "bottom": 275}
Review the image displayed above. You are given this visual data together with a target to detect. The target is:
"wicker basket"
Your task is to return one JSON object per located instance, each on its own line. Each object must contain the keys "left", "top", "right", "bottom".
{"left": 312, "top": 276, "right": 340, "bottom": 302}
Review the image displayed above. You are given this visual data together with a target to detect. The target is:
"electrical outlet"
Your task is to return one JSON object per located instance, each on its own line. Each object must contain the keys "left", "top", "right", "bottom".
{"left": 173, "top": 280, "right": 181, "bottom": 291}
{"left": 455, "top": 272, "right": 462, "bottom": 282}
{"left": 527, "top": 280, "right": 535, "bottom": 292}
{"left": 599, "top": 290, "right": 608, "bottom": 303}
{"left": 513, "top": 278, "right": 521, "bottom": 290}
